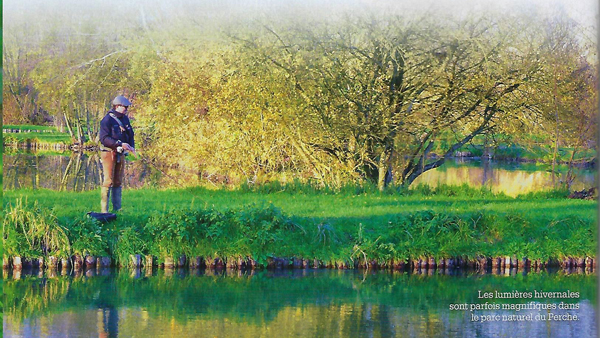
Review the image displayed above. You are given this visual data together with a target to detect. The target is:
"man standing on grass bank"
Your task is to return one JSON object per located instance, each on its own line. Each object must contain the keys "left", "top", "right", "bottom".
{"left": 99, "top": 95, "right": 136, "bottom": 213}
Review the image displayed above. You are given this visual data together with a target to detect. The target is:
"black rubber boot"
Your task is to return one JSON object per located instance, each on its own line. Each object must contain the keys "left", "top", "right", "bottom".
{"left": 112, "top": 187, "right": 122, "bottom": 212}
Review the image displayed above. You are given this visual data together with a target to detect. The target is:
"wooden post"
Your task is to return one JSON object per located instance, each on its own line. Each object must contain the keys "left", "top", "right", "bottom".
{"left": 164, "top": 256, "right": 174, "bottom": 269}
{"left": 48, "top": 256, "right": 59, "bottom": 269}
{"left": 130, "top": 254, "right": 142, "bottom": 268}
{"left": 438, "top": 258, "right": 446, "bottom": 269}
{"left": 302, "top": 259, "right": 309, "bottom": 269}
{"left": 85, "top": 255, "right": 97, "bottom": 268}
{"left": 3, "top": 256, "right": 11, "bottom": 269}
{"left": 178, "top": 254, "right": 186, "bottom": 268}
{"left": 428, "top": 257, "right": 437, "bottom": 269}
{"left": 13, "top": 257, "right": 23, "bottom": 271}
{"left": 226, "top": 257, "right": 238, "bottom": 269}
{"left": 98, "top": 256, "right": 112, "bottom": 268}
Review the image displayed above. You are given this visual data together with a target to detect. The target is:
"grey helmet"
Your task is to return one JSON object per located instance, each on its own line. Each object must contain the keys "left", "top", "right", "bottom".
{"left": 112, "top": 95, "right": 132, "bottom": 107}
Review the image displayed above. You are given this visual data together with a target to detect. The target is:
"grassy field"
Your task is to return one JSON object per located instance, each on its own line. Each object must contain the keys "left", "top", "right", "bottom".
{"left": 4, "top": 184, "right": 594, "bottom": 223}
{"left": 3, "top": 184, "right": 597, "bottom": 268}
{"left": 3, "top": 124, "right": 60, "bottom": 132}
{"left": 4, "top": 133, "right": 71, "bottom": 143}
{"left": 3, "top": 124, "right": 71, "bottom": 146}
{"left": 3, "top": 133, "right": 71, "bottom": 145}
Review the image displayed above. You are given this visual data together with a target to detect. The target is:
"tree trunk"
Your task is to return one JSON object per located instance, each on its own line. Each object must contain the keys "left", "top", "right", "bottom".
{"left": 86, "top": 106, "right": 94, "bottom": 143}
{"left": 64, "top": 112, "right": 74, "bottom": 139}
{"left": 377, "top": 162, "right": 393, "bottom": 191}
{"left": 552, "top": 108, "right": 559, "bottom": 188}
{"left": 76, "top": 112, "right": 85, "bottom": 144}
{"left": 377, "top": 145, "right": 394, "bottom": 191}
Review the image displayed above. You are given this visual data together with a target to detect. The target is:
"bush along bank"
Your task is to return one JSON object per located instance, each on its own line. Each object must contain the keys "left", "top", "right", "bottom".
{"left": 2, "top": 199, "right": 596, "bottom": 273}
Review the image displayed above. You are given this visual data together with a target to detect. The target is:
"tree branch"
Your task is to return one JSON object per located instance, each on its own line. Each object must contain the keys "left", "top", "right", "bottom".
{"left": 73, "top": 50, "right": 128, "bottom": 69}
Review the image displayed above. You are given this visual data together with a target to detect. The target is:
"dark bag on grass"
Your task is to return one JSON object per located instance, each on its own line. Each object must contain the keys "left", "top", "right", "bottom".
{"left": 87, "top": 212, "right": 117, "bottom": 223}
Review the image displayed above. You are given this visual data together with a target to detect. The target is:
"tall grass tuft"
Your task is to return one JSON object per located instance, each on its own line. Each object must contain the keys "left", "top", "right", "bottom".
{"left": 111, "top": 227, "right": 147, "bottom": 266}
{"left": 3, "top": 199, "right": 71, "bottom": 258}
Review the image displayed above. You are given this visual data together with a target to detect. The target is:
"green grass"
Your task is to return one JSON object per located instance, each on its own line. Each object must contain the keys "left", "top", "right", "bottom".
{"left": 3, "top": 184, "right": 596, "bottom": 266}
{"left": 3, "top": 133, "right": 71, "bottom": 144}
{"left": 5, "top": 184, "right": 590, "bottom": 223}
{"left": 3, "top": 124, "right": 71, "bottom": 145}
{"left": 3, "top": 124, "right": 60, "bottom": 132}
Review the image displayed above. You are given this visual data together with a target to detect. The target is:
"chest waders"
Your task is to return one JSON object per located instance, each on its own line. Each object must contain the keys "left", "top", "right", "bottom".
{"left": 101, "top": 151, "right": 124, "bottom": 213}
{"left": 101, "top": 114, "right": 127, "bottom": 213}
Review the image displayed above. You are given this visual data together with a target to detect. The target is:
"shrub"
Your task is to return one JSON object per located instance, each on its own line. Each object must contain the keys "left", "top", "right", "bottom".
{"left": 67, "top": 216, "right": 108, "bottom": 256}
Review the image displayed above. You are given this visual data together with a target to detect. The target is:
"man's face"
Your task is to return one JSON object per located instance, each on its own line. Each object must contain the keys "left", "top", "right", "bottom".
{"left": 116, "top": 105, "right": 128, "bottom": 114}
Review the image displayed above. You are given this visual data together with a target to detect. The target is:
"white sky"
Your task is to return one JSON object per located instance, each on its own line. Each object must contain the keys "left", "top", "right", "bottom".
{"left": 4, "top": 0, "right": 598, "bottom": 27}
{"left": 3, "top": 0, "right": 598, "bottom": 48}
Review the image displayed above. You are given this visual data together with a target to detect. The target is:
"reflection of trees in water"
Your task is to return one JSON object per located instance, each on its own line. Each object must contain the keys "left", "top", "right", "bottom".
{"left": 482, "top": 159, "right": 492, "bottom": 186}
{"left": 414, "top": 161, "right": 596, "bottom": 197}
{"left": 4, "top": 153, "right": 62, "bottom": 190}
{"left": 3, "top": 153, "right": 100, "bottom": 191}
{"left": 60, "top": 152, "right": 101, "bottom": 191}
{"left": 4, "top": 154, "right": 596, "bottom": 192}
{"left": 3, "top": 269, "right": 596, "bottom": 338}
{"left": 3, "top": 153, "right": 151, "bottom": 191}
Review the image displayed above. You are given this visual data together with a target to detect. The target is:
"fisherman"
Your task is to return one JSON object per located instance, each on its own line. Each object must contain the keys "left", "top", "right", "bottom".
{"left": 99, "top": 95, "right": 136, "bottom": 213}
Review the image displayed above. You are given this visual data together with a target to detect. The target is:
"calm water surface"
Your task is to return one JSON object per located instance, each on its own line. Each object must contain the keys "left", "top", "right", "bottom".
{"left": 3, "top": 269, "right": 596, "bottom": 338}
{"left": 3, "top": 152, "right": 596, "bottom": 196}
{"left": 2, "top": 152, "right": 154, "bottom": 191}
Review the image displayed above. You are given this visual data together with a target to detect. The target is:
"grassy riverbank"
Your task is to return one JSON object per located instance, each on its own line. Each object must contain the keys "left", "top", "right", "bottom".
{"left": 3, "top": 184, "right": 597, "bottom": 269}
{"left": 3, "top": 124, "right": 61, "bottom": 132}
{"left": 3, "top": 124, "right": 71, "bottom": 150}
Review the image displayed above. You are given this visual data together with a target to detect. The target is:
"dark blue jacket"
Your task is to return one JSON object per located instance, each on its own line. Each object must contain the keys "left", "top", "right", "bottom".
{"left": 99, "top": 110, "right": 135, "bottom": 150}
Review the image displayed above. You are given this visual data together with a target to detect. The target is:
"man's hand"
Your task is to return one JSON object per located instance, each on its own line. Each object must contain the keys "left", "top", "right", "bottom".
{"left": 122, "top": 143, "right": 136, "bottom": 156}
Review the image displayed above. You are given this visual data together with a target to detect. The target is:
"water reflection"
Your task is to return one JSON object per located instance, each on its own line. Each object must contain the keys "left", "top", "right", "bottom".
{"left": 414, "top": 159, "right": 595, "bottom": 197}
{"left": 3, "top": 269, "right": 596, "bottom": 338}
{"left": 2, "top": 152, "right": 596, "bottom": 195}
{"left": 2, "top": 152, "right": 152, "bottom": 191}
{"left": 98, "top": 307, "right": 119, "bottom": 338}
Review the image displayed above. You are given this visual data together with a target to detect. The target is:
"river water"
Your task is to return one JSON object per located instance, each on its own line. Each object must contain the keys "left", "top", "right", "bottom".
{"left": 2, "top": 268, "right": 596, "bottom": 338}
{"left": 2, "top": 152, "right": 596, "bottom": 196}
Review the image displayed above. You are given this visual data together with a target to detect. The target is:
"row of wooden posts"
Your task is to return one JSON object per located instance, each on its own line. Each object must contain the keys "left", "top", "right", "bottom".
{"left": 6, "top": 264, "right": 596, "bottom": 281}
{"left": 3, "top": 254, "right": 596, "bottom": 272}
